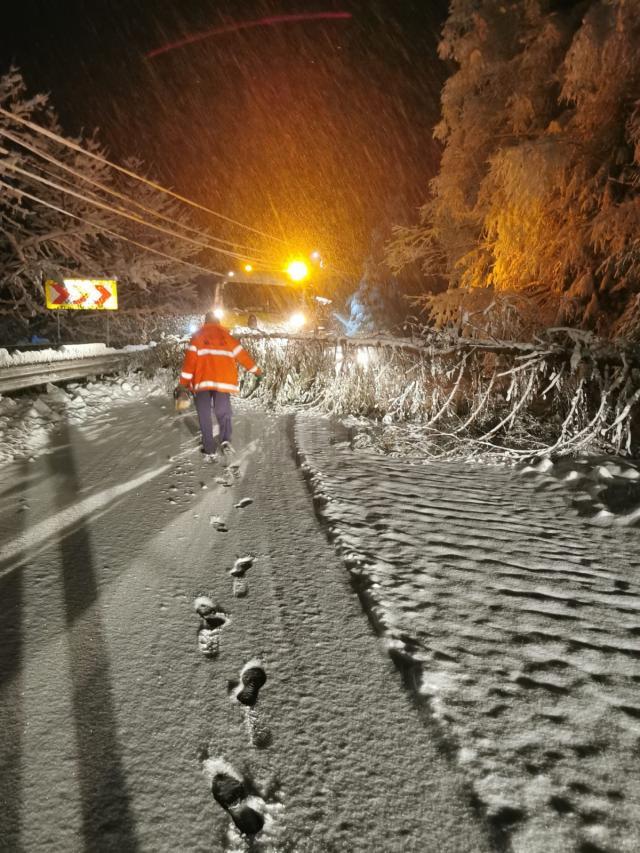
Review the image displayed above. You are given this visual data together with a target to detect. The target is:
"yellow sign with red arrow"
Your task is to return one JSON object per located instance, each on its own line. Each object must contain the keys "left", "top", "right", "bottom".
{"left": 45, "top": 279, "right": 118, "bottom": 310}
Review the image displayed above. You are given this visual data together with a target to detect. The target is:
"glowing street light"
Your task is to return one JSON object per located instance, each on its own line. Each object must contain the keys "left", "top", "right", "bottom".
{"left": 227, "top": 270, "right": 235, "bottom": 277}
{"left": 286, "top": 260, "right": 309, "bottom": 282}
{"left": 213, "top": 307, "right": 224, "bottom": 320}
{"left": 244, "top": 263, "right": 253, "bottom": 273}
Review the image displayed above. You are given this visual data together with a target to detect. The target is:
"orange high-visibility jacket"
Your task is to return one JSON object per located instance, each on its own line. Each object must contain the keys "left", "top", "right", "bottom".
{"left": 179, "top": 323, "right": 261, "bottom": 394}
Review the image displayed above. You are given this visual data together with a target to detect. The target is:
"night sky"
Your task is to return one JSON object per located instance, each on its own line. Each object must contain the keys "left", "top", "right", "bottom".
{"left": 1, "top": 1, "right": 449, "bottom": 275}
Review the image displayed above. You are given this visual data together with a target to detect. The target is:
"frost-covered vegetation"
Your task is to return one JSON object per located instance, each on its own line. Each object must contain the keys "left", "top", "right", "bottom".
{"left": 388, "top": 0, "right": 640, "bottom": 340}
{"left": 235, "top": 330, "right": 640, "bottom": 459}
{"left": 0, "top": 69, "right": 201, "bottom": 341}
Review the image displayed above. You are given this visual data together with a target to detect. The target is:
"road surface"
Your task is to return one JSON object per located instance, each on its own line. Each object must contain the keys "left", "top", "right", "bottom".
{"left": 0, "top": 397, "right": 492, "bottom": 852}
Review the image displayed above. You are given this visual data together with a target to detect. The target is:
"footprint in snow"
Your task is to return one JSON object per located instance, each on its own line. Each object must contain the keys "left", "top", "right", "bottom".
{"left": 215, "top": 475, "right": 233, "bottom": 488}
{"left": 209, "top": 515, "right": 229, "bottom": 533}
{"left": 194, "top": 596, "right": 229, "bottom": 657}
{"left": 229, "top": 463, "right": 241, "bottom": 480}
{"left": 234, "top": 498, "right": 253, "bottom": 509}
{"left": 231, "top": 556, "right": 254, "bottom": 576}
{"left": 232, "top": 578, "right": 248, "bottom": 598}
{"left": 230, "top": 659, "right": 267, "bottom": 708}
{"left": 199, "top": 752, "right": 266, "bottom": 836}
{"left": 229, "top": 659, "right": 272, "bottom": 749}
{"left": 230, "top": 556, "right": 254, "bottom": 598}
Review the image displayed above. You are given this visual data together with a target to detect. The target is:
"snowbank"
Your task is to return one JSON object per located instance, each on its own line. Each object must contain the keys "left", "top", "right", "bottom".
{"left": 296, "top": 415, "right": 640, "bottom": 853}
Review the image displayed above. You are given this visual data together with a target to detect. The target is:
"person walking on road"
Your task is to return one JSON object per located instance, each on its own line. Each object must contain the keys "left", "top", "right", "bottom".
{"left": 176, "top": 311, "right": 262, "bottom": 460}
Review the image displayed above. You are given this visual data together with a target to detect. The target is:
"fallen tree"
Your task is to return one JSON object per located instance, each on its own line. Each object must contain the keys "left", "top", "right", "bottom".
{"left": 145, "top": 326, "right": 640, "bottom": 458}
{"left": 236, "top": 329, "right": 640, "bottom": 459}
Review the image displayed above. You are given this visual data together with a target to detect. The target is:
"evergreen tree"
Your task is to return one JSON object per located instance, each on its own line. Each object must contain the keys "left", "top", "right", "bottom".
{"left": 388, "top": 0, "right": 640, "bottom": 338}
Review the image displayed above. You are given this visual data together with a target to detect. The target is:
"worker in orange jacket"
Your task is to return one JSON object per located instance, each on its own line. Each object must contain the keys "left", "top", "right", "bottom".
{"left": 176, "top": 311, "right": 262, "bottom": 459}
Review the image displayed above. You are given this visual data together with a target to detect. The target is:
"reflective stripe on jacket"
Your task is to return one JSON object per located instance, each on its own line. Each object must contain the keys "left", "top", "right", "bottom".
{"left": 179, "top": 323, "right": 261, "bottom": 394}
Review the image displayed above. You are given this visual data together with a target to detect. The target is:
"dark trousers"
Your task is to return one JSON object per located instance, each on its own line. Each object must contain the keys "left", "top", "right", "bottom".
{"left": 194, "top": 391, "right": 232, "bottom": 453}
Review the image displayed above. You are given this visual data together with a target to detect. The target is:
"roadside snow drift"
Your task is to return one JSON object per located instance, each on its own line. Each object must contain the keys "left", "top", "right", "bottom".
{"left": 296, "top": 415, "right": 640, "bottom": 853}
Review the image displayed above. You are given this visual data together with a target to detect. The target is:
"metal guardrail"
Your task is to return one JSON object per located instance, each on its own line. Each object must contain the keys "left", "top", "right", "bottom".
{"left": 0, "top": 352, "right": 137, "bottom": 394}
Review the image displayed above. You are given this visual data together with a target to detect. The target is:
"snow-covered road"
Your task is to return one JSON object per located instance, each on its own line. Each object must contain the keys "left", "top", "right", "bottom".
{"left": 297, "top": 417, "right": 640, "bottom": 853}
{"left": 0, "top": 397, "right": 491, "bottom": 852}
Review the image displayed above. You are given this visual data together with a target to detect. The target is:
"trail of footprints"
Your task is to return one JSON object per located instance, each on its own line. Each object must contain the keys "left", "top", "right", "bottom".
{"left": 161, "top": 453, "right": 241, "bottom": 508}
{"left": 187, "top": 462, "right": 278, "bottom": 845}
{"left": 193, "top": 590, "right": 276, "bottom": 843}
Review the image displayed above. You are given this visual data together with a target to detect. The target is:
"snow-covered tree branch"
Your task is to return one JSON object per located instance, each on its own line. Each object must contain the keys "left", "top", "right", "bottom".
{"left": 235, "top": 328, "right": 640, "bottom": 458}
{"left": 0, "top": 68, "right": 203, "bottom": 339}
{"left": 387, "top": 0, "right": 640, "bottom": 341}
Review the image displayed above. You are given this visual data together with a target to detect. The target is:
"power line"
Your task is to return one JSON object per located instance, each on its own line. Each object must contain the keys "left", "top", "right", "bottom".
{"left": 0, "top": 126, "right": 267, "bottom": 257}
{"left": 0, "top": 179, "right": 226, "bottom": 277}
{"left": 0, "top": 105, "right": 289, "bottom": 245}
{"left": 1, "top": 156, "right": 267, "bottom": 264}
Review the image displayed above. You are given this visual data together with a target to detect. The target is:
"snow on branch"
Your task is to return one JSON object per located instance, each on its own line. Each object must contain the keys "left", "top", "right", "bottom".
{"left": 238, "top": 330, "right": 640, "bottom": 459}
{"left": 0, "top": 68, "right": 202, "bottom": 341}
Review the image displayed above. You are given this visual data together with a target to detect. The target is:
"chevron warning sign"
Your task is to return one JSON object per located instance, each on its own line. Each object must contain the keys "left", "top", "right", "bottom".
{"left": 45, "top": 279, "right": 118, "bottom": 310}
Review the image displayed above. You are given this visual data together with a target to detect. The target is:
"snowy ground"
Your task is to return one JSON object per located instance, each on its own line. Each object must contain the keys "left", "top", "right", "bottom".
{"left": 0, "top": 371, "right": 167, "bottom": 465}
{"left": 297, "top": 416, "right": 640, "bottom": 853}
{"left": 2, "top": 375, "right": 640, "bottom": 852}
{"left": 0, "top": 386, "right": 491, "bottom": 852}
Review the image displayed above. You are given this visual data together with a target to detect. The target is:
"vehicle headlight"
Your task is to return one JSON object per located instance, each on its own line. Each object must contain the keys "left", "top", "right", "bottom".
{"left": 288, "top": 312, "right": 306, "bottom": 330}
